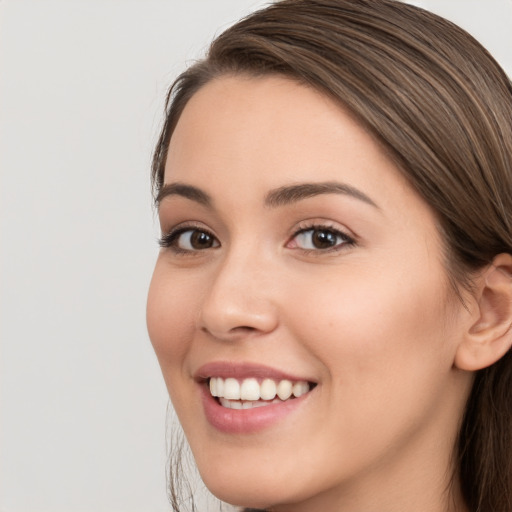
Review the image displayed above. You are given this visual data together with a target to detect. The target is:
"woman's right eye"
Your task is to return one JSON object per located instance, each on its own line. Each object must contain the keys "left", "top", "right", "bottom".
{"left": 159, "top": 228, "right": 220, "bottom": 252}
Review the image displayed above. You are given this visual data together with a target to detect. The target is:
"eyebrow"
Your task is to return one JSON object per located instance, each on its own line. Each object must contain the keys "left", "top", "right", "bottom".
{"left": 156, "top": 181, "right": 379, "bottom": 210}
{"left": 265, "top": 182, "right": 379, "bottom": 209}
{"left": 156, "top": 183, "right": 212, "bottom": 207}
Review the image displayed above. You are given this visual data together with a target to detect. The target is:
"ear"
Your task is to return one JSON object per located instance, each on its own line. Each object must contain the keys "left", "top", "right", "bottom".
{"left": 455, "top": 253, "right": 512, "bottom": 371}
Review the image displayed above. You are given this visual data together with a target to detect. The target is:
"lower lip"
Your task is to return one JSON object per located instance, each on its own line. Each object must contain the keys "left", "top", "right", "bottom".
{"left": 200, "top": 384, "right": 311, "bottom": 434}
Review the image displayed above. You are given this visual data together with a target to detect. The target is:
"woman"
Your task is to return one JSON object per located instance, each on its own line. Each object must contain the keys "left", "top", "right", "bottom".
{"left": 146, "top": 1, "right": 512, "bottom": 511}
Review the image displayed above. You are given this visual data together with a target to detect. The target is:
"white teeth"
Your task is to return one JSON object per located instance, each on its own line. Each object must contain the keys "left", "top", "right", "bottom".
{"left": 216, "top": 377, "right": 224, "bottom": 397}
{"left": 210, "top": 376, "right": 311, "bottom": 406}
{"left": 240, "top": 378, "right": 260, "bottom": 400}
{"left": 260, "top": 378, "right": 277, "bottom": 400}
{"left": 277, "top": 379, "right": 293, "bottom": 400}
{"left": 223, "top": 378, "right": 240, "bottom": 400}
{"left": 292, "top": 381, "right": 309, "bottom": 398}
{"left": 209, "top": 377, "right": 225, "bottom": 397}
{"left": 230, "top": 400, "right": 243, "bottom": 410}
{"left": 209, "top": 378, "right": 218, "bottom": 397}
{"left": 220, "top": 398, "right": 273, "bottom": 409}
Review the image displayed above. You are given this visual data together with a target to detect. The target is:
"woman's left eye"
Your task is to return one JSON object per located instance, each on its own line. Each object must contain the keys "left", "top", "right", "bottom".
{"left": 288, "top": 227, "right": 355, "bottom": 251}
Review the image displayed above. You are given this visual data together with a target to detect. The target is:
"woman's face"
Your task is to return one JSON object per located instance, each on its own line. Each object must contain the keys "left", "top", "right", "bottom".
{"left": 147, "top": 76, "right": 472, "bottom": 511}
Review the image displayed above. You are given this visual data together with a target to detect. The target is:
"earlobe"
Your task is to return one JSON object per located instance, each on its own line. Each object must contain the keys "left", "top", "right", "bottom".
{"left": 455, "top": 253, "right": 512, "bottom": 371}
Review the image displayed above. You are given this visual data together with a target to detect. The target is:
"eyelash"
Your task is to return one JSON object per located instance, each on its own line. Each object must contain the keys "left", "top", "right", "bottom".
{"left": 158, "top": 223, "right": 218, "bottom": 255}
{"left": 289, "top": 223, "right": 356, "bottom": 254}
{"left": 158, "top": 222, "right": 356, "bottom": 255}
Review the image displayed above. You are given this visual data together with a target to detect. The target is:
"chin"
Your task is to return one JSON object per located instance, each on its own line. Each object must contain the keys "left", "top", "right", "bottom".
{"left": 198, "top": 464, "right": 295, "bottom": 510}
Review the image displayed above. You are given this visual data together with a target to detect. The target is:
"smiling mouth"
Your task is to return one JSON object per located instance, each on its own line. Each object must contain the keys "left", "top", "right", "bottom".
{"left": 208, "top": 377, "right": 316, "bottom": 409}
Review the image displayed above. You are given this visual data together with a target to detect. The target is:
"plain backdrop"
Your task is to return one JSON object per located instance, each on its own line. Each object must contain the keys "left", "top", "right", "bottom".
{"left": 1, "top": 1, "right": 511, "bottom": 511}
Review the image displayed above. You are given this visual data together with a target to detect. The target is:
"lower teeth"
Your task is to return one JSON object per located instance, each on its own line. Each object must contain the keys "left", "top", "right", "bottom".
{"left": 219, "top": 397, "right": 290, "bottom": 410}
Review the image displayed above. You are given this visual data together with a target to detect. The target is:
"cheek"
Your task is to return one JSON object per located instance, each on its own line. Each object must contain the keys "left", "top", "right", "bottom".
{"left": 275, "top": 263, "right": 459, "bottom": 479}
{"left": 292, "top": 267, "right": 437, "bottom": 338}
{"left": 146, "top": 261, "right": 198, "bottom": 382}
{"left": 287, "top": 260, "right": 455, "bottom": 412}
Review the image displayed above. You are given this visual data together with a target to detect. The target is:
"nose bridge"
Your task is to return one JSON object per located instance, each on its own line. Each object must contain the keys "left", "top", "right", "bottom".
{"left": 198, "top": 239, "right": 278, "bottom": 339}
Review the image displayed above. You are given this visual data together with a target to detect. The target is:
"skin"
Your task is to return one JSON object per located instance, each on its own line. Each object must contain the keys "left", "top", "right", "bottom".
{"left": 147, "top": 76, "right": 474, "bottom": 512}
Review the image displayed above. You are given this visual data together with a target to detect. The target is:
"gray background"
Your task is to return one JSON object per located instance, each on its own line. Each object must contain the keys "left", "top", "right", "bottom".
{"left": 1, "top": 1, "right": 511, "bottom": 511}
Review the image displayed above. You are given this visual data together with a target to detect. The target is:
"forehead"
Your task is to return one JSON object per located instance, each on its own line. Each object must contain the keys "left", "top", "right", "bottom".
{"left": 164, "top": 75, "right": 417, "bottom": 213}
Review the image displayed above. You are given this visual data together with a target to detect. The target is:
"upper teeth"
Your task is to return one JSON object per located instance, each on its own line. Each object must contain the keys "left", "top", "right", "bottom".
{"left": 209, "top": 377, "right": 310, "bottom": 401}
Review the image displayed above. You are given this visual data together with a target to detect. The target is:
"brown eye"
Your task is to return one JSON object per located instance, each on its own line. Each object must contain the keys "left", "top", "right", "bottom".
{"left": 292, "top": 227, "right": 353, "bottom": 251}
{"left": 159, "top": 228, "right": 220, "bottom": 252}
{"left": 179, "top": 229, "right": 219, "bottom": 250}
{"left": 190, "top": 230, "right": 215, "bottom": 249}
{"left": 311, "top": 230, "right": 339, "bottom": 249}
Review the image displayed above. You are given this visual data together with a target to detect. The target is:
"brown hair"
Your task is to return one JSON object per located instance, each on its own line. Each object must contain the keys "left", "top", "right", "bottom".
{"left": 152, "top": 1, "right": 512, "bottom": 510}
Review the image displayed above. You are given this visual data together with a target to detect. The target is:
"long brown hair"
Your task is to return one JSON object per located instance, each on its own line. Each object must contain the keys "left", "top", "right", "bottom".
{"left": 152, "top": 1, "right": 512, "bottom": 510}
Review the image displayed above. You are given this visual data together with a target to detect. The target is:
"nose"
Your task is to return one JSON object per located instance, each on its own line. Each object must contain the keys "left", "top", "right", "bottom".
{"left": 198, "top": 250, "right": 279, "bottom": 341}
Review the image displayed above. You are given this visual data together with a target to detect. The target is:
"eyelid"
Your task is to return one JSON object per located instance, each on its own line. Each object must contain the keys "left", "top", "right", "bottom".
{"left": 286, "top": 220, "right": 357, "bottom": 252}
{"left": 158, "top": 219, "right": 357, "bottom": 255}
{"left": 158, "top": 222, "right": 220, "bottom": 253}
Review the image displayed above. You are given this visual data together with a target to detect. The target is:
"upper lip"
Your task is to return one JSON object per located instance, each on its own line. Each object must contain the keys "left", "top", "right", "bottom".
{"left": 194, "top": 361, "right": 316, "bottom": 383}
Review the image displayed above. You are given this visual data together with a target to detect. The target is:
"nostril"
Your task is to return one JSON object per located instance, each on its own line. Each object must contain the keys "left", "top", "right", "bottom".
{"left": 232, "top": 325, "right": 257, "bottom": 332}
{"left": 201, "top": 324, "right": 258, "bottom": 340}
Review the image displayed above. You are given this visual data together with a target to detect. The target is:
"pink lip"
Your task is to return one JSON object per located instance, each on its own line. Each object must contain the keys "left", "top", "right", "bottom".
{"left": 199, "top": 384, "right": 312, "bottom": 434}
{"left": 195, "top": 361, "right": 314, "bottom": 382}
{"left": 195, "top": 361, "right": 316, "bottom": 434}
